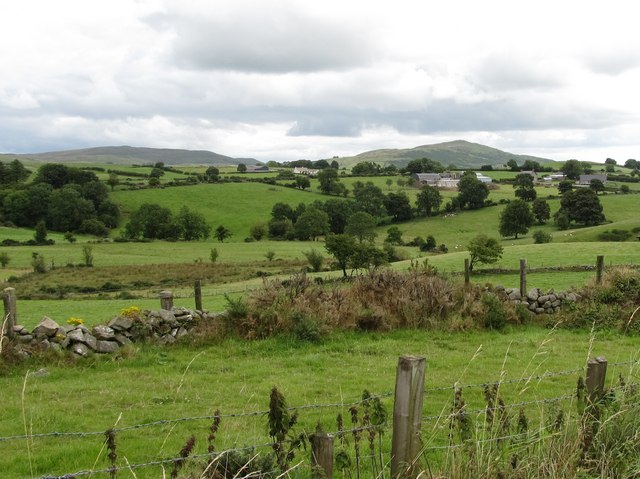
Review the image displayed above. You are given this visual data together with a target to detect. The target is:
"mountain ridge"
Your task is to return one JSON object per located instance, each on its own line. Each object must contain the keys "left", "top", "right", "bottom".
{"left": 339, "top": 140, "right": 555, "bottom": 169}
{"left": 5, "top": 145, "right": 259, "bottom": 167}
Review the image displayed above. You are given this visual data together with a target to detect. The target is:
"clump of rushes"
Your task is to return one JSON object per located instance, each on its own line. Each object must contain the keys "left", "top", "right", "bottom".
{"left": 207, "top": 409, "right": 221, "bottom": 454}
{"left": 171, "top": 435, "right": 196, "bottom": 479}
{"left": 268, "top": 387, "right": 304, "bottom": 474}
{"left": 450, "top": 387, "right": 471, "bottom": 444}
{"left": 105, "top": 428, "right": 117, "bottom": 479}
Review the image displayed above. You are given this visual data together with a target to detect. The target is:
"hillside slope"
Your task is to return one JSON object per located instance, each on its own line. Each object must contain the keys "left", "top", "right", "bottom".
{"left": 338, "top": 140, "right": 556, "bottom": 169}
{"left": 10, "top": 146, "right": 259, "bottom": 167}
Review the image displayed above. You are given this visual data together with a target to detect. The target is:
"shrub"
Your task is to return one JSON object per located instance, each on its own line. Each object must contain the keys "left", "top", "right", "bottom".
{"left": 532, "top": 230, "right": 553, "bottom": 244}
{"left": 303, "top": 249, "right": 324, "bottom": 272}
{"left": 31, "top": 252, "right": 46, "bottom": 273}
{"left": 291, "top": 313, "right": 323, "bottom": 342}
{"left": 598, "top": 229, "right": 633, "bottom": 242}
{"left": 0, "top": 252, "right": 9, "bottom": 268}
{"left": 481, "top": 293, "right": 507, "bottom": 330}
{"left": 82, "top": 245, "right": 94, "bottom": 267}
{"left": 210, "top": 248, "right": 219, "bottom": 264}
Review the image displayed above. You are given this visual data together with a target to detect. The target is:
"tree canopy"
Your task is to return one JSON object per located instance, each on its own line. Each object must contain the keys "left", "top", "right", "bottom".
{"left": 499, "top": 199, "right": 534, "bottom": 239}
{"left": 467, "top": 234, "right": 504, "bottom": 271}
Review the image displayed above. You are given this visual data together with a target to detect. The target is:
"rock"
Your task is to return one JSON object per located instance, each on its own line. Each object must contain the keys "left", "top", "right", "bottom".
{"left": 71, "top": 343, "right": 90, "bottom": 357}
{"left": 67, "top": 329, "right": 85, "bottom": 342}
{"left": 157, "top": 309, "right": 177, "bottom": 324}
{"left": 92, "top": 325, "right": 115, "bottom": 340}
{"left": 549, "top": 294, "right": 557, "bottom": 302}
{"left": 83, "top": 332, "right": 98, "bottom": 351}
{"left": 177, "top": 314, "right": 193, "bottom": 323}
{"left": 113, "top": 333, "right": 132, "bottom": 346}
{"left": 566, "top": 293, "right": 577, "bottom": 302}
{"left": 32, "top": 368, "right": 49, "bottom": 377}
{"left": 158, "top": 334, "right": 176, "bottom": 345}
{"left": 32, "top": 317, "right": 60, "bottom": 337}
{"left": 508, "top": 290, "right": 522, "bottom": 301}
{"left": 109, "top": 316, "right": 133, "bottom": 331}
{"left": 527, "top": 289, "right": 539, "bottom": 301}
{"left": 17, "top": 334, "right": 33, "bottom": 343}
{"left": 175, "top": 327, "right": 188, "bottom": 339}
{"left": 552, "top": 300, "right": 561, "bottom": 308}
{"left": 173, "top": 307, "right": 190, "bottom": 316}
{"left": 535, "top": 308, "right": 545, "bottom": 314}
{"left": 96, "top": 340, "right": 120, "bottom": 354}
{"left": 12, "top": 324, "right": 26, "bottom": 334}
{"left": 39, "top": 338, "right": 51, "bottom": 350}
{"left": 537, "top": 295, "right": 550, "bottom": 305}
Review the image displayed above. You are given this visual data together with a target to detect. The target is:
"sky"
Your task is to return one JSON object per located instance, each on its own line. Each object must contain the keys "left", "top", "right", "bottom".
{"left": 1, "top": 0, "right": 640, "bottom": 163}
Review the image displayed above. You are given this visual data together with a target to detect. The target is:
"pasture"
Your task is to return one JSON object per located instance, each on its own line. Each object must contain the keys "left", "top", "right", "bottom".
{"left": 2, "top": 327, "right": 640, "bottom": 478}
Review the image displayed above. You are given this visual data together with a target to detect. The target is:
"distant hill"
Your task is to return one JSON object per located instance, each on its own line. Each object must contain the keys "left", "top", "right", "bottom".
{"left": 338, "top": 140, "right": 557, "bottom": 169}
{"left": 8, "top": 146, "right": 259, "bottom": 167}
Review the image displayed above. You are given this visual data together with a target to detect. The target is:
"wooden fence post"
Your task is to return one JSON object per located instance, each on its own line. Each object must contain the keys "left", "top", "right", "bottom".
{"left": 2, "top": 287, "right": 17, "bottom": 339}
{"left": 310, "top": 430, "right": 333, "bottom": 479}
{"left": 519, "top": 258, "right": 527, "bottom": 298}
{"left": 391, "top": 355, "right": 426, "bottom": 479}
{"left": 596, "top": 255, "right": 604, "bottom": 285}
{"left": 159, "top": 290, "right": 174, "bottom": 310}
{"left": 194, "top": 280, "right": 202, "bottom": 311}
{"left": 464, "top": 259, "right": 470, "bottom": 287}
{"left": 585, "top": 356, "right": 607, "bottom": 404}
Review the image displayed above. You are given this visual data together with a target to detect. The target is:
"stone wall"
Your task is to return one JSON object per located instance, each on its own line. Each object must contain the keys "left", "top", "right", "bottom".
{"left": 497, "top": 286, "right": 580, "bottom": 314}
{"left": 10, "top": 306, "right": 217, "bottom": 357}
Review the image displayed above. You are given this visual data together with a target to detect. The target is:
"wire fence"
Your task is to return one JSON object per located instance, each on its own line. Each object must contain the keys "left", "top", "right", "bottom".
{"left": 1, "top": 359, "right": 637, "bottom": 478}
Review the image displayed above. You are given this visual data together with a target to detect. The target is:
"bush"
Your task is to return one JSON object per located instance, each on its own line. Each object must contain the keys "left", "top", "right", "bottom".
{"left": 481, "top": 293, "right": 507, "bottom": 330}
{"left": 291, "top": 313, "right": 323, "bottom": 342}
{"left": 598, "top": 229, "right": 633, "bottom": 242}
{"left": 303, "top": 249, "right": 324, "bottom": 272}
{"left": 532, "top": 230, "right": 553, "bottom": 244}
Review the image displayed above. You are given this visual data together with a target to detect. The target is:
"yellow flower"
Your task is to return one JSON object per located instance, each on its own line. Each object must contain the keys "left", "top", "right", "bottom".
{"left": 66, "top": 317, "right": 84, "bottom": 326}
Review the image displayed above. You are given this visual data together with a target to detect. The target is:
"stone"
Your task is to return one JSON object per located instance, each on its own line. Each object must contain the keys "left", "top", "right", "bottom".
{"left": 12, "top": 324, "right": 26, "bottom": 334}
{"left": 176, "top": 327, "right": 188, "bottom": 339}
{"left": 113, "top": 333, "right": 132, "bottom": 346}
{"left": 535, "top": 308, "right": 545, "bottom": 314}
{"left": 109, "top": 316, "right": 133, "bottom": 331}
{"left": 566, "top": 293, "right": 577, "bottom": 302}
{"left": 92, "top": 325, "right": 115, "bottom": 340}
{"left": 96, "top": 340, "right": 120, "bottom": 354}
{"left": 32, "top": 368, "right": 49, "bottom": 377}
{"left": 177, "top": 314, "right": 193, "bottom": 323}
{"left": 537, "top": 295, "right": 550, "bottom": 305}
{"left": 543, "top": 301, "right": 552, "bottom": 309}
{"left": 71, "top": 343, "right": 89, "bottom": 357}
{"left": 32, "top": 317, "right": 60, "bottom": 337}
{"left": 158, "top": 309, "right": 177, "bottom": 324}
{"left": 83, "top": 332, "right": 98, "bottom": 351}
{"left": 67, "top": 329, "right": 85, "bottom": 342}
{"left": 549, "top": 294, "right": 557, "bottom": 302}
{"left": 17, "top": 334, "right": 33, "bottom": 343}
{"left": 39, "top": 338, "right": 51, "bottom": 350}
{"left": 508, "top": 290, "right": 522, "bottom": 301}
{"left": 552, "top": 300, "right": 561, "bottom": 308}
{"left": 158, "top": 334, "right": 176, "bottom": 345}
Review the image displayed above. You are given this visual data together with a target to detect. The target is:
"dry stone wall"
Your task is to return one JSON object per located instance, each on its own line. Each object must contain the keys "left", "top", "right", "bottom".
{"left": 10, "top": 306, "right": 217, "bottom": 357}
{"left": 496, "top": 286, "right": 580, "bottom": 314}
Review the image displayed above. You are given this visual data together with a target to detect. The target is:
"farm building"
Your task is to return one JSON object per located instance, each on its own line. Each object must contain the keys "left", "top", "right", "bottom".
{"left": 578, "top": 174, "right": 607, "bottom": 185}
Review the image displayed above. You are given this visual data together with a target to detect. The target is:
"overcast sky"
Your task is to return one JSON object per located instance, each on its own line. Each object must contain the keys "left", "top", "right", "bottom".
{"left": 2, "top": 0, "right": 640, "bottom": 163}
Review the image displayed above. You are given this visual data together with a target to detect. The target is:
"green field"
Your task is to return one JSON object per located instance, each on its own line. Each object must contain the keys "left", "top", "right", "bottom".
{"left": 1, "top": 327, "right": 639, "bottom": 478}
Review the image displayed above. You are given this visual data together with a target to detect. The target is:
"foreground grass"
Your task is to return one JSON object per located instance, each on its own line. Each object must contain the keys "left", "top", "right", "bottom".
{"left": 1, "top": 327, "right": 639, "bottom": 478}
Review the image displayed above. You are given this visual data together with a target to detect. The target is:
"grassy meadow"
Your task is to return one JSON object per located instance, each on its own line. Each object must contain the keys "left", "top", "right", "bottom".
{"left": 2, "top": 164, "right": 640, "bottom": 477}
{"left": 2, "top": 327, "right": 640, "bottom": 478}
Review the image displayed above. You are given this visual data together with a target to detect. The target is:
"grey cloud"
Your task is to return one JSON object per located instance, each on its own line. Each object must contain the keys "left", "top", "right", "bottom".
{"left": 156, "top": 8, "right": 377, "bottom": 73}
{"left": 584, "top": 49, "right": 640, "bottom": 75}
{"left": 472, "top": 54, "right": 564, "bottom": 92}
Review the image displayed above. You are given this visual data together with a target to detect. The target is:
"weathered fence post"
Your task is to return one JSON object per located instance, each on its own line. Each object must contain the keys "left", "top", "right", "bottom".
{"left": 464, "top": 259, "right": 470, "bottom": 286}
{"left": 391, "top": 355, "right": 426, "bottom": 479}
{"left": 2, "top": 287, "right": 17, "bottom": 339}
{"left": 595, "top": 255, "right": 604, "bottom": 285}
{"left": 310, "top": 430, "right": 333, "bottom": 479}
{"left": 519, "top": 258, "right": 527, "bottom": 298}
{"left": 585, "top": 356, "right": 608, "bottom": 404}
{"left": 194, "top": 280, "right": 202, "bottom": 311}
{"left": 159, "top": 290, "right": 174, "bottom": 310}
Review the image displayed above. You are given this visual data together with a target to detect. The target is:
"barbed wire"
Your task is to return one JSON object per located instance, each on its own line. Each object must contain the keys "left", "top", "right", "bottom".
{"left": 0, "top": 391, "right": 393, "bottom": 443}
{"left": 39, "top": 441, "right": 274, "bottom": 479}
{"left": 424, "top": 367, "right": 585, "bottom": 394}
{"left": 423, "top": 393, "right": 576, "bottom": 422}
